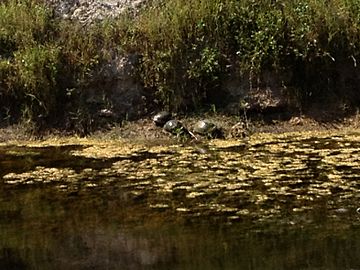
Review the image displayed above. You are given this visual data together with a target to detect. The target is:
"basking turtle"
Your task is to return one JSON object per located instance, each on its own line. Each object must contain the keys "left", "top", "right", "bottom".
{"left": 193, "top": 120, "right": 223, "bottom": 138}
{"left": 163, "top": 120, "right": 189, "bottom": 136}
{"left": 153, "top": 111, "right": 172, "bottom": 127}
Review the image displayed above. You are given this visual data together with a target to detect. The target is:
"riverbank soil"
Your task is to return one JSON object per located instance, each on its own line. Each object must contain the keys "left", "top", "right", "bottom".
{"left": 1, "top": 111, "right": 360, "bottom": 143}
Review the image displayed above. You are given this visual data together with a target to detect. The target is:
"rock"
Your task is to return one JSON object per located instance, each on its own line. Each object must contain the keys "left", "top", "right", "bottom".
{"left": 78, "top": 53, "right": 146, "bottom": 123}
{"left": 47, "top": 0, "right": 149, "bottom": 25}
{"left": 334, "top": 208, "right": 349, "bottom": 214}
{"left": 99, "top": 108, "right": 115, "bottom": 118}
{"left": 289, "top": 116, "right": 304, "bottom": 126}
{"left": 221, "top": 70, "right": 293, "bottom": 116}
{"left": 43, "top": 1, "right": 151, "bottom": 125}
{"left": 193, "top": 120, "right": 222, "bottom": 138}
{"left": 153, "top": 111, "right": 172, "bottom": 127}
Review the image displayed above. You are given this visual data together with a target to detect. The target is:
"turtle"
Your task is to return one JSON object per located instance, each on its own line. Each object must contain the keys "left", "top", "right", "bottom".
{"left": 163, "top": 120, "right": 189, "bottom": 136}
{"left": 153, "top": 111, "right": 172, "bottom": 127}
{"left": 193, "top": 120, "right": 223, "bottom": 138}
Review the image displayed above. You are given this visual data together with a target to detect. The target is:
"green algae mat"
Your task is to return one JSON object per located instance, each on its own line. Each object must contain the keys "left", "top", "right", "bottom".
{"left": 0, "top": 131, "right": 359, "bottom": 269}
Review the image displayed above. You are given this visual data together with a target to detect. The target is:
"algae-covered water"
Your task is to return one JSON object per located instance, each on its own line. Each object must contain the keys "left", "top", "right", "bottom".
{"left": 0, "top": 131, "right": 360, "bottom": 269}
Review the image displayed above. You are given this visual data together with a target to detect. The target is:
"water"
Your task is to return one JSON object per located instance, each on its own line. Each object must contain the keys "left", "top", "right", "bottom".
{"left": 0, "top": 131, "right": 360, "bottom": 269}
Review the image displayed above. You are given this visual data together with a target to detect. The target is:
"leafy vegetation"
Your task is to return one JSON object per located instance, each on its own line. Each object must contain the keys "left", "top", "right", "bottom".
{"left": 0, "top": 0, "right": 120, "bottom": 132}
{"left": 131, "top": 0, "right": 360, "bottom": 110}
{"left": 1, "top": 0, "right": 360, "bottom": 132}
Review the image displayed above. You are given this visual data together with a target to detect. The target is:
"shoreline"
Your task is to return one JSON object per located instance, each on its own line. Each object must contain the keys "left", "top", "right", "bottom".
{"left": 1, "top": 113, "right": 360, "bottom": 144}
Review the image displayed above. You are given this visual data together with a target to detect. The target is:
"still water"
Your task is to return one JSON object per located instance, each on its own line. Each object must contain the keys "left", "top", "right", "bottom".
{"left": 0, "top": 131, "right": 359, "bottom": 269}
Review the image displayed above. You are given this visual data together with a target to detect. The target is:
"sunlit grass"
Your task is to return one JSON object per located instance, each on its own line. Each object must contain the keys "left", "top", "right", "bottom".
{"left": 1, "top": 0, "right": 360, "bottom": 131}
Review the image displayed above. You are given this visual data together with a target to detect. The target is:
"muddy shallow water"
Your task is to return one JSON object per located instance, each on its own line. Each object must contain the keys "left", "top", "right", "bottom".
{"left": 0, "top": 131, "right": 360, "bottom": 269}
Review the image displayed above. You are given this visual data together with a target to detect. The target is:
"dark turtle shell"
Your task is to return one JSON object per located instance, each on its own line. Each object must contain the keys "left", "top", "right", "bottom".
{"left": 164, "top": 120, "right": 191, "bottom": 138}
{"left": 163, "top": 120, "right": 182, "bottom": 133}
{"left": 193, "top": 120, "right": 223, "bottom": 138}
{"left": 193, "top": 120, "right": 217, "bottom": 135}
{"left": 153, "top": 111, "right": 172, "bottom": 127}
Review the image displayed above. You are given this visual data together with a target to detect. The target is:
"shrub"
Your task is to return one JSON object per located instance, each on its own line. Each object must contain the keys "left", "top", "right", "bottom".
{"left": 2, "top": 0, "right": 360, "bottom": 132}
{"left": 0, "top": 0, "right": 120, "bottom": 131}
{"left": 128, "top": 0, "right": 360, "bottom": 110}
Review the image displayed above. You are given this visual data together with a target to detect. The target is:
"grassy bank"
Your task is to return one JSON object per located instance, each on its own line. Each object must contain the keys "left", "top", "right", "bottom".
{"left": 1, "top": 0, "right": 360, "bottom": 133}
{"left": 133, "top": 0, "right": 360, "bottom": 111}
{"left": 0, "top": 0, "right": 121, "bottom": 133}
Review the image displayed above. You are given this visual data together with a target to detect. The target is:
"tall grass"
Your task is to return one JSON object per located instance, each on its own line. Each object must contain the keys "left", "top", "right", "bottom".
{"left": 129, "top": 0, "right": 360, "bottom": 110}
{"left": 0, "top": 0, "right": 120, "bottom": 132}
{"left": 1, "top": 0, "right": 360, "bottom": 132}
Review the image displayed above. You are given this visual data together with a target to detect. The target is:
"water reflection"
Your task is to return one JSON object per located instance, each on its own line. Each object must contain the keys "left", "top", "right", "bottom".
{"left": 0, "top": 185, "right": 359, "bottom": 270}
{"left": 0, "top": 132, "right": 360, "bottom": 269}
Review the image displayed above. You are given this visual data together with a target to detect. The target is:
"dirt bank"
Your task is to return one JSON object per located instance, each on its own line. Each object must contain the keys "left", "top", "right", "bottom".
{"left": 1, "top": 113, "right": 360, "bottom": 144}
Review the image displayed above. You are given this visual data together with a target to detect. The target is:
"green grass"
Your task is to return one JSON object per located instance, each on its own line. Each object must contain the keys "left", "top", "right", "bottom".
{"left": 1, "top": 0, "right": 360, "bottom": 132}
{"left": 130, "top": 0, "right": 360, "bottom": 110}
{"left": 0, "top": 0, "right": 120, "bottom": 132}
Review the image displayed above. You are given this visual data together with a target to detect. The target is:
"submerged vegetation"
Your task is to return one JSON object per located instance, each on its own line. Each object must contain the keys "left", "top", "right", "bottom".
{"left": 1, "top": 131, "right": 360, "bottom": 269}
{"left": 1, "top": 130, "right": 360, "bottom": 223}
{"left": 1, "top": 0, "right": 360, "bottom": 132}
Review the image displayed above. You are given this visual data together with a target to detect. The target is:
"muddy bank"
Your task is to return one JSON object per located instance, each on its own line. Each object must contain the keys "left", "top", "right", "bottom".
{"left": 1, "top": 112, "right": 360, "bottom": 144}
{"left": 91, "top": 113, "right": 360, "bottom": 142}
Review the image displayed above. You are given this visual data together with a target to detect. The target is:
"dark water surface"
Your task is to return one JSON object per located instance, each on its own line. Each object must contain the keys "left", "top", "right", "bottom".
{"left": 0, "top": 132, "right": 360, "bottom": 269}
